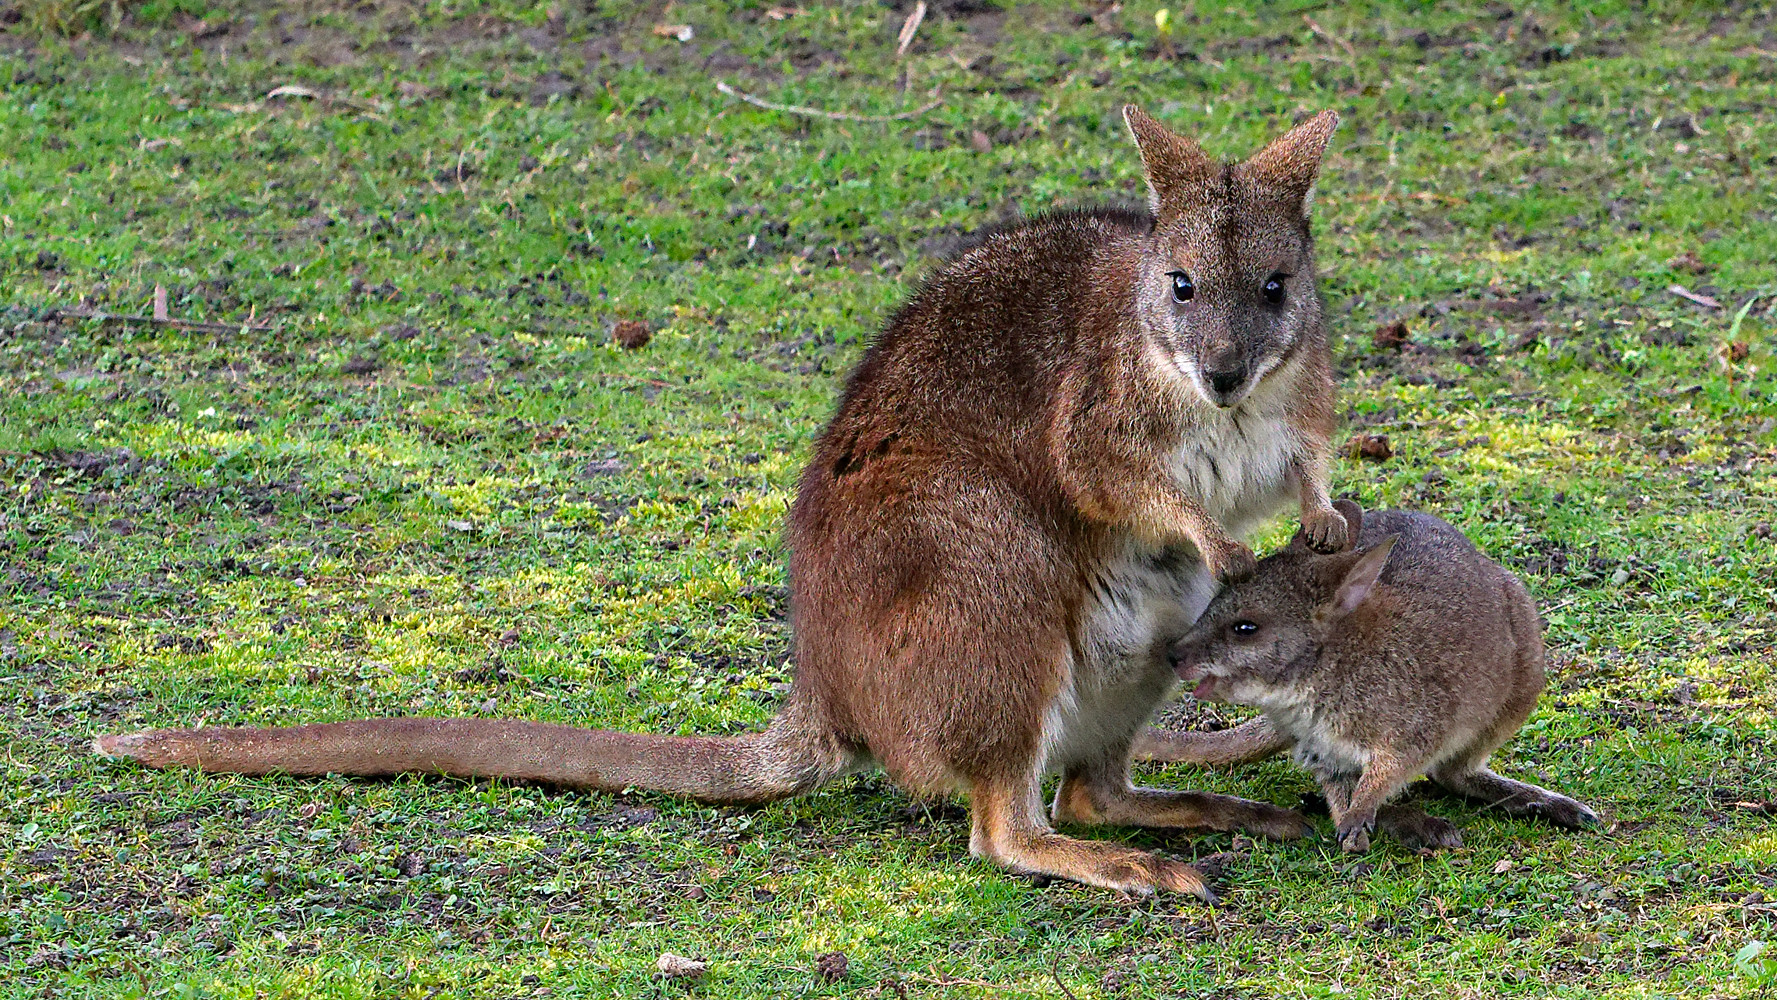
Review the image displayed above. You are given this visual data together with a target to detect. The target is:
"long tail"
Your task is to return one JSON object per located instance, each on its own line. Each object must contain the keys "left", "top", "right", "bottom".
{"left": 93, "top": 699, "right": 858, "bottom": 805}
{"left": 1131, "top": 717, "right": 1289, "bottom": 766}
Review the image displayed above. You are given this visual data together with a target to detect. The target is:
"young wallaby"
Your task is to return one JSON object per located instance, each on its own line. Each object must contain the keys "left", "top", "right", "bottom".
{"left": 96, "top": 107, "right": 1349, "bottom": 898}
{"left": 1170, "top": 500, "right": 1599, "bottom": 853}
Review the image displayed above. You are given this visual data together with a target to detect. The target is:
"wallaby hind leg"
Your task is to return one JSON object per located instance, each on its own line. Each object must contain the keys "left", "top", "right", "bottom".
{"left": 1051, "top": 750, "right": 1310, "bottom": 840}
{"left": 969, "top": 775, "right": 1213, "bottom": 900}
{"left": 1331, "top": 751, "right": 1426, "bottom": 853}
{"left": 1431, "top": 765, "right": 1598, "bottom": 829}
{"left": 1132, "top": 717, "right": 1291, "bottom": 766}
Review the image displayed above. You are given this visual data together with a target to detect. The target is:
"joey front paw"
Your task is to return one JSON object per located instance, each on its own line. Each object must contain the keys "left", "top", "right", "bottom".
{"left": 1301, "top": 506, "right": 1350, "bottom": 554}
{"left": 1335, "top": 816, "right": 1375, "bottom": 853}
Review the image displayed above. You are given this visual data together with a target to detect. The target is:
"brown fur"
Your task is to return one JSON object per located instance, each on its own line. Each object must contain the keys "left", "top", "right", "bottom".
{"left": 96, "top": 107, "right": 1350, "bottom": 896}
{"left": 1171, "top": 501, "right": 1600, "bottom": 854}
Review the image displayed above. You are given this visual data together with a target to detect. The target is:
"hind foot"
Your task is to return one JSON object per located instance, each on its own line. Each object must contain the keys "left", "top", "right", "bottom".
{"left": 1433, "top": 766, "right": 1599, "bottom": 829}
{"left": 1378, "top": 805, "right": 1463, "bottom": 851}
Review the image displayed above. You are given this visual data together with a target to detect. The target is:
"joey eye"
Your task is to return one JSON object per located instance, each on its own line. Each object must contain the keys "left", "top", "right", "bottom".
{"left": 1230, "top": 620, "right": 1260, "bottom": 638}
{"left": 1169, "top": 271, "right": 1195, "bottom": 303}
{"left": 1262, "top": 275, "right": 1286, "bottom": 305}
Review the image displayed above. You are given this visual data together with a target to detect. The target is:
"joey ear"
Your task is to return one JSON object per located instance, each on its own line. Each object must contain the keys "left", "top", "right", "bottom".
{"left": 1122, "top": 105, "right": 1216, "bottom": 216}
{"left": 1239, "top": 110, "right": 1340, "bottom": 214}
{"left": 1324, "top": 534, "right": 1396, "bottom": 619}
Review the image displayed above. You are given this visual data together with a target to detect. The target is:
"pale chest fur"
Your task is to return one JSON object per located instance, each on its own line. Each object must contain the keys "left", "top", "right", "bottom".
{"left": 1267, "top": 696, "right": 1374, "bottom": 783}
{"left": 1164, "top": 403, "right": 1302, "bottom": 537}
{"left": 1042, "top": 547, "right": 1217, "bottom": 773}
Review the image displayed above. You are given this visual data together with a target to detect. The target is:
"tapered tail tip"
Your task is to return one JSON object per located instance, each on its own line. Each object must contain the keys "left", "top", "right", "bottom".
{"left": 94, "top": 732, "right": 149, "bottom": 759}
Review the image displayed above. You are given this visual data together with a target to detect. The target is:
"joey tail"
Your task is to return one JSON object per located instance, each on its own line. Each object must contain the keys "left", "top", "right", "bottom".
{"left": 94, "top": 698, "right": 859, "bottom": 806}
{"left": 1130, "top": 717, "right": 1289, "bottom": 766}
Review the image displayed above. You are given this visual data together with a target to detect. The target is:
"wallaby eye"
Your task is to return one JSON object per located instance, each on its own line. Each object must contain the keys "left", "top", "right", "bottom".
{"left": 1230, "top": 620, "right": 1260, "bottom": 638}
{"left": 1169, "top": 271, "right": 1195, "bottom": 303}
{"left": 1262, "top": 275, "right": 1286, "bottom": 305}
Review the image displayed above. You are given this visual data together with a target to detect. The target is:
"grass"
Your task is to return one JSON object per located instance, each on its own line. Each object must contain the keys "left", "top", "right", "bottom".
{"left": 1, "top": 0, "right": 1774, "bottom": 996}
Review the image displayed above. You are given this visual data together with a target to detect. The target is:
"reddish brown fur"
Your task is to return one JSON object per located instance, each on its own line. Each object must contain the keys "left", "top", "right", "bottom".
{"left": 96, "top": 108, "right": 1350, "bottom": 896}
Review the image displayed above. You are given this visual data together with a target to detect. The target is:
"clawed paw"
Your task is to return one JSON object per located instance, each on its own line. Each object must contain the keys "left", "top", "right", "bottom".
{"left": 1207, "top": 541, "right": 1258, "bottom": 583}
{"left": 1302, "top": 507, "right": 1351, "bottom": 553}
{"left": 1335, "top": 819, "right": 1374, "bottom": 854}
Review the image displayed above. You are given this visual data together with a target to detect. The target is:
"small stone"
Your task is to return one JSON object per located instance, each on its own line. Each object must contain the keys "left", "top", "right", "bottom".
{"left": 655, "top": 953, "right": 708, "bottom": 978}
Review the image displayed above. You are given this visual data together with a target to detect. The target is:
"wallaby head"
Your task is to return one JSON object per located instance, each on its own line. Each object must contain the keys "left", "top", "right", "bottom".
{"left": 1169, "top": 500, "right": 1395, "bottom": 705}
{"left": 1122, "top": 106, "right": 1339, "bottom": 409}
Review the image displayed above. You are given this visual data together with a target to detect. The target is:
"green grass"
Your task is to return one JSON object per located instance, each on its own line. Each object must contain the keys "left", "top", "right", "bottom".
{"left": 2, "top": 0, "right": 1775, "bottom": 996}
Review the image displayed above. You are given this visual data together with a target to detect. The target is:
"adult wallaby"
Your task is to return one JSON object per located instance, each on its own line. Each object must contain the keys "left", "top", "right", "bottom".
{"left": 97, "top": 106, "right": 1348, "bottom": 898}
{"left": 1171, "top": 501, "right": 1599, "bottom": 853}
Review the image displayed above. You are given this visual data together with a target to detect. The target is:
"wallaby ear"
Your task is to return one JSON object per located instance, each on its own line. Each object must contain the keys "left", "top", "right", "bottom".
{"left": 1332, "top": 499, "right": 1363, "bottom": 550}
{"left": 1239, "top": 110, "right": 1340, "bottom": 215}
{"left": 1122, "top": 105, "right": 1216, "bottom": 217}
{"left": 1324, "top": 534, "right": 1396, "bottom": 619}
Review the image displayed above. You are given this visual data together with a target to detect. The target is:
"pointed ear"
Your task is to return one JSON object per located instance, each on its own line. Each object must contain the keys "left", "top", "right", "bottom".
{"left": 1122, "top": 105, "right": 1216, "bottom": 216}
{"left": 1324, "top": 535, "right": 1396, "bottom": 619}
{"left": 1239, "top": 110, "right": 1340, "bottom": 214}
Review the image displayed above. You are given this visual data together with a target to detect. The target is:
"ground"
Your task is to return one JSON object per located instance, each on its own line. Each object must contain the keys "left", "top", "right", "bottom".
{"left": 1, "top": 0, "right": 1774, "bottom": 997}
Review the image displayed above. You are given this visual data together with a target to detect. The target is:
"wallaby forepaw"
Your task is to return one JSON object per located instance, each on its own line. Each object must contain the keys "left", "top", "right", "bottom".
{"left": 1301, "top": 506, "right": 1350, "bottom": 554}
{"left": 1206, "top": 540, "right": 1258, "bottom": 583}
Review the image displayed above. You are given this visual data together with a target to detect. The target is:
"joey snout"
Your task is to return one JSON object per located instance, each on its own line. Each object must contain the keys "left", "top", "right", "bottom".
{"left": 1167, "top": 643, "right": 1228, "bottom": 701}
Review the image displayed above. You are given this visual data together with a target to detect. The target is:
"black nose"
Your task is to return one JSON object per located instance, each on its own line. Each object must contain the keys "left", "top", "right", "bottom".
{"left": 1207, "top": 369, "right": 1245, "bottom": 396}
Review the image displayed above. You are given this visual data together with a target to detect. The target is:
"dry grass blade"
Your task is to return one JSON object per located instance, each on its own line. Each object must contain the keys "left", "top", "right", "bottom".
{"left": 1668, "top": 284, "right": 1722, "bottom": 309}
{"left": 50, "top": 308, "right": 273, "bottom": 332}
{"left": 896, "top": 1, "right": 927, "bottom": 58}
{"left": 715, "top": 81, "right": 941, "bottom": 122}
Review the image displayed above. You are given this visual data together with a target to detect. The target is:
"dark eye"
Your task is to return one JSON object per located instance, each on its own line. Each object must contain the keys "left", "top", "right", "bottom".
{"left": 1262, "top": 275, "right": 1285, "bottom": 305}
{"left": 1230, "top": 620, "right": 1260, "bottom": 638}
{"left": 1169, "top": 271, "right": 1195, "bottom": 303}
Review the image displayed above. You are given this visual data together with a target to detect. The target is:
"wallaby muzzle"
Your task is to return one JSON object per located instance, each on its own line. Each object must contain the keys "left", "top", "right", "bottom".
{"left": 1198, "top": 342, "right": 1248, "bottom": 407}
